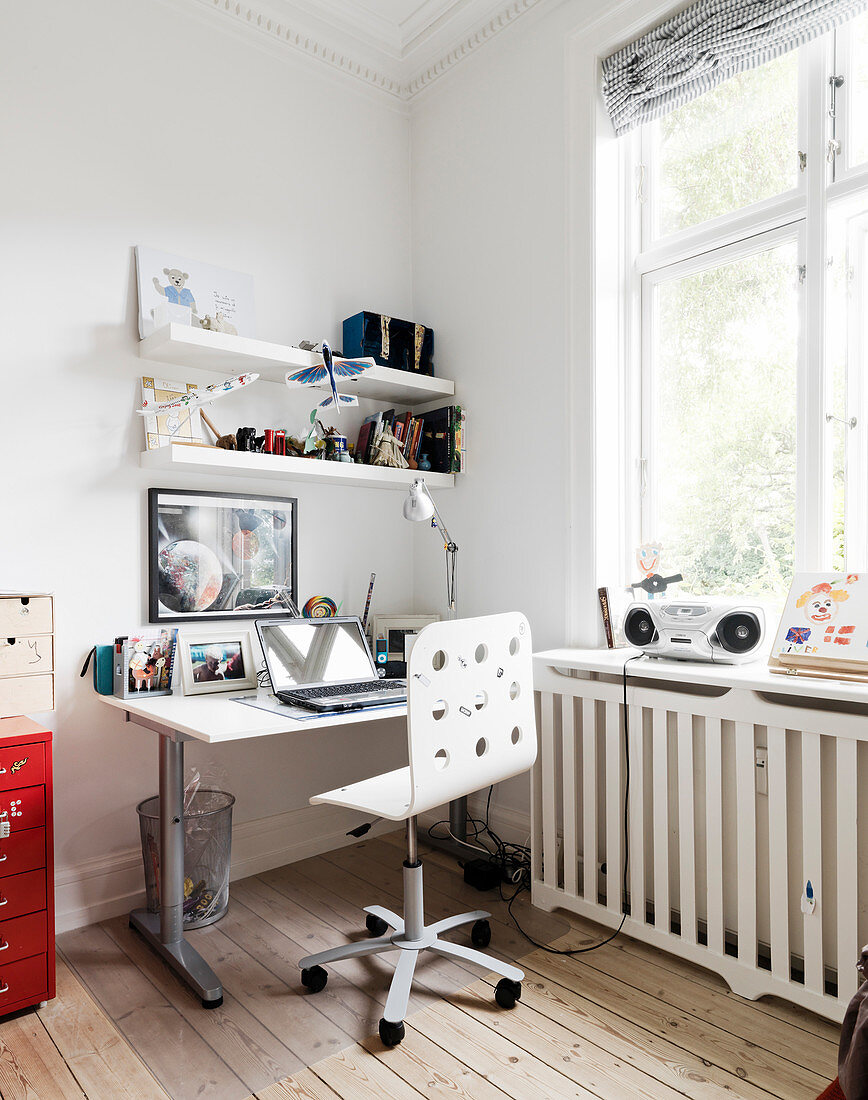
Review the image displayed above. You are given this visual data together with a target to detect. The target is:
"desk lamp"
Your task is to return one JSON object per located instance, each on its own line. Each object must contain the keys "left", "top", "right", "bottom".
{"left": 402, "top": 478, "right": 467, "bottom": 846}
{"left": 402, "top": 479, "right": 457, "bottom": 619}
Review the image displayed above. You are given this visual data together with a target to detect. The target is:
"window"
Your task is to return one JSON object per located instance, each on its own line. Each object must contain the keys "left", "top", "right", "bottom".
{"left": 619, "top": 16, "right": 868, "bottom": 603}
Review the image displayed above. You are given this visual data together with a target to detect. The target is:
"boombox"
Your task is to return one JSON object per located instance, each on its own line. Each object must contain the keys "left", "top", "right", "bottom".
{"left": 623, "top": 600, "right": 764, "bottom": 663}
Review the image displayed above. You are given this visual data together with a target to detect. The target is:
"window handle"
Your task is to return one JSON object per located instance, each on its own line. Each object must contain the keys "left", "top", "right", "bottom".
{"left": 825, "top": 413, "right": 857, "bottom": 429}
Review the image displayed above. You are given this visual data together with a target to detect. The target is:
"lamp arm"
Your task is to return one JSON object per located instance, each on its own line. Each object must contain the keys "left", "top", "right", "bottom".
{"left": 417, "top": 480, "right": 458, "bottom": 618}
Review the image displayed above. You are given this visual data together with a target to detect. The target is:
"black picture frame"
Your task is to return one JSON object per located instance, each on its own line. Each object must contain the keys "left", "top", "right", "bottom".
{"left": 148, "top": 488, "right": 298, "bottom": 624}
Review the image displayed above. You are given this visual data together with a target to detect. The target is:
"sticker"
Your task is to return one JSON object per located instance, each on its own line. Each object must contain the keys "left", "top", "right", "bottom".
{"left": 9, "top": 758, "right": 27, "bottom": 774}
{"left": 459, "top": 706, "right": 471, "bottom": 717}
{"left": 801, "top": 879, "right": 816, "bottom": 915}
{"left": 786, "top": 627, "right": 811, "bottom": 644}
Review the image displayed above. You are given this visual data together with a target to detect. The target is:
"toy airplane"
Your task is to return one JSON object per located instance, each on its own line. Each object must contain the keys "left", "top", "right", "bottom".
{"left": 137, "top": 372, "right": 259, "bottom": 416}
{"left": 284, "top": 340, "right": 376, "bottom": 414}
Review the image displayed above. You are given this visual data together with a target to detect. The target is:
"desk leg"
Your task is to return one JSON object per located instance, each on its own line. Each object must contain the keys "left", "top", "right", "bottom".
{"left": 129, "top": 733, "right": 223, "bottom": 1008}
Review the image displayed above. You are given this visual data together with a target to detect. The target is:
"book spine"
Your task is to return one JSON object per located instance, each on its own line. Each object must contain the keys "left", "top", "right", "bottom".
{"left": 598, "top": 587, "right": 614, "bottom": 649}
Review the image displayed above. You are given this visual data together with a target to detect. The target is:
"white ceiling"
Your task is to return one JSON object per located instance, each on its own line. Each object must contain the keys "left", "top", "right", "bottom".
{"left": 191, "top": 0, "right": 542, "bottom": 98}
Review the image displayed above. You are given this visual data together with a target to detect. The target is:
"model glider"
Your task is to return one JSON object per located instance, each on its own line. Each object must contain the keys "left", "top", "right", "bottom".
{"left": 284, "top": 340, "right": 375, "bottom": 413}
{"left": 137, "top": 372, "right": 259, "bottom": 416}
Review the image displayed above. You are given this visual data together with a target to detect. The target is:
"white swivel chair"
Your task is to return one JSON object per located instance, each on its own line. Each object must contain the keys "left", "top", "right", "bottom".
{"left": 298, "top": 611, "right": 538, "bottom": 1047}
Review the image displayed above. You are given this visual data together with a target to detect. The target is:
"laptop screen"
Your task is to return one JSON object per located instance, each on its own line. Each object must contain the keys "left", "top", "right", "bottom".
{"left": 257, "top": 617, "right": 377, "bottom": 692}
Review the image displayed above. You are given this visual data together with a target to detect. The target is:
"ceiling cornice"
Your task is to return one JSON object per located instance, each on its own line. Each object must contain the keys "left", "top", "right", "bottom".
{"left": 186, "top": 0, "right": 547, "bottom": 101}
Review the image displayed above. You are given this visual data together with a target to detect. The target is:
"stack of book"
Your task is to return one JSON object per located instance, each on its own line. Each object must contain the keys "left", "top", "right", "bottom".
{"left": 355, "top": 405, "right": 465, "bottom": 473}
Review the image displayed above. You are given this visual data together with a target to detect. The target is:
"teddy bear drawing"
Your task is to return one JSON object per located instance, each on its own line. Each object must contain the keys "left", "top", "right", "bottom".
{"left": 153, "top": 268, "right": 198, "bottom": 314}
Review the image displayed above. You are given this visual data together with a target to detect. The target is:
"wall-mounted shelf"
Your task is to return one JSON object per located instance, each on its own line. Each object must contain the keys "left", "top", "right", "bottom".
{"left": 141, "top": 443, "right": 455, "bottom": 490}
{"left": 139, "top": 324, "right": 455, "bottom": 405}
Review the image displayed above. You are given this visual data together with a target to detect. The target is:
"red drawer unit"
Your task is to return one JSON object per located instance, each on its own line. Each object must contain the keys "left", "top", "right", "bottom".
{"left": 0, "top": 718, "right": 54, "bottom": 1015}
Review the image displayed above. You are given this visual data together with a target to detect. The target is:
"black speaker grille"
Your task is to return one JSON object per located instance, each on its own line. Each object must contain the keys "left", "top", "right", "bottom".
{"left": 717, "top": 612, "right": 761, "bottom": 654}
{"left": 624, "top": 606, "right": 658, "bottom": 648}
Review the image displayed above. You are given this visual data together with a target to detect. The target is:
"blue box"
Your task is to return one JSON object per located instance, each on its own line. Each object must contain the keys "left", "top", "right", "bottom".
{"left": 343, "top": 312, "right": 434, "bottom": 376}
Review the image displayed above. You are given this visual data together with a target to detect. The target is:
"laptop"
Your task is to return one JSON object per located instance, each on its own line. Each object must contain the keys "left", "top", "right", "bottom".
{"left": 256, "top": 616, "right": 407, "bottom": 712}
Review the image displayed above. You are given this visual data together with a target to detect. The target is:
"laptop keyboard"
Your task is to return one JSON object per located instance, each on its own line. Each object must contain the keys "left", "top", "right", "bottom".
{"left": 288, "top": 680, "right": 405, "bottom": 700}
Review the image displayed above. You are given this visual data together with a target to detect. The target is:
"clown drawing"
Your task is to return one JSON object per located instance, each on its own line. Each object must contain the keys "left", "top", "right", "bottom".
{"left": 797, "top": 581, "right": 849, "bottom": 625}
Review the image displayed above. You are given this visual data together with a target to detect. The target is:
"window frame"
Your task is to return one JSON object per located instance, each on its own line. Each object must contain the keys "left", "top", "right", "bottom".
{"left": 617, "top": 34, "right": 865, "bottom": 596}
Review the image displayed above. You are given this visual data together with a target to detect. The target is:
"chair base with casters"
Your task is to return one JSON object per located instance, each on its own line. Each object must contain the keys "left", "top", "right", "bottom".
{"left": 298, "top": 612, "right": 537, "bottom": 1048}
{"left": 298, "top": 817, "right": 523, "bottom": 1047}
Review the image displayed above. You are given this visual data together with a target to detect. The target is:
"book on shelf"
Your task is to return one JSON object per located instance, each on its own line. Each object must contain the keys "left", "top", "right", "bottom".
{"left": 418, "top": 405, "right": 465, "bottom": 474}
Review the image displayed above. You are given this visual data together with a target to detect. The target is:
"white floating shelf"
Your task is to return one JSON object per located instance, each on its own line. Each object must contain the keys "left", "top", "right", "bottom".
{"left": 139, "top": 324, "right": 455, "bottom": 405}
{"left": 141, "top": 443, "right": 455, "bottom": 491}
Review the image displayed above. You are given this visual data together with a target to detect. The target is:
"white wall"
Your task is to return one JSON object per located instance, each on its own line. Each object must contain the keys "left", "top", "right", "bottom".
{"left": 0, "top": 0, "right": 420, "bottom": 928}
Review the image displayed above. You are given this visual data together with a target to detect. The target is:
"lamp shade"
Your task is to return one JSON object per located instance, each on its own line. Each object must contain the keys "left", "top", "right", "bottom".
{"left": 403, "top": 480, "right": 434, "bottom": 522}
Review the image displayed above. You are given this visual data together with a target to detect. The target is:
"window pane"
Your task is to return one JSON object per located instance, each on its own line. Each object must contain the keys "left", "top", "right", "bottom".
{"left": 649, "top": 240, "right": 799, "bottom": 602}
{"left": 846, "top": 13, "right": 868, "bottom": 168}
{"left": 653, "top": 53, "right": 799, "bottom": 238}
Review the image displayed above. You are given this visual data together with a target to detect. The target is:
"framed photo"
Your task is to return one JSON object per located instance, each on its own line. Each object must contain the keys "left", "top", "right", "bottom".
{"left": 179, "top": 630, "right": 257, "bottom": 695}
{"left": 372, "top": 614, "right": 440, "bottom": 661}
{"left": 148, "top": 488, "right": 298, "bottom": 624}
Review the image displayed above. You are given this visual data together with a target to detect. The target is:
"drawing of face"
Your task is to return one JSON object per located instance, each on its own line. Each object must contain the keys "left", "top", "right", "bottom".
{"left": 804, "top": 595, "right": 838, "bottom": 624}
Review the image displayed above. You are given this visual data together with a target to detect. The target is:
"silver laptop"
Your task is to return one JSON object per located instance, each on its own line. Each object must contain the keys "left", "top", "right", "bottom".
{"left": 256, "top": 616, "right": 407, "bottom": 712}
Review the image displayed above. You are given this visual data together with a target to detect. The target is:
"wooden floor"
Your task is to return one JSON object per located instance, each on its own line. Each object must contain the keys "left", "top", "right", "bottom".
{"left": 0, "top": 833, "right": 838, "bottom": 1099}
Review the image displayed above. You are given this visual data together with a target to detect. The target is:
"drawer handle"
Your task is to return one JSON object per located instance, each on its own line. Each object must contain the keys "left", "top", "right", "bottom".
{"left": 0, "top": 897, "right": 8, "bottom": 907}
{"left": 0, "top": 769, "right": 6, "bottom": 775}
{"left": 0, "top": 982, "right": 8, "bottom": 993}
{"left": 0, "top": 941, "right": 8, "bottom": 952}
{"left": 0, "top": 855, "right": 7, "bottom": 863}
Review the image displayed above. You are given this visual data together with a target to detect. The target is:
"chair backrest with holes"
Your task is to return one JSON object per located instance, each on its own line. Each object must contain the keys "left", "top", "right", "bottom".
{"left": 405, "top": 612, "right": 537, "bottom": 817}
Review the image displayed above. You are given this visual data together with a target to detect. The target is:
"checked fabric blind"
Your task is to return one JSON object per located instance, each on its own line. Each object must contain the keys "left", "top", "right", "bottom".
{"left": 602, "top": 0, "right": 868, "bottom": 136}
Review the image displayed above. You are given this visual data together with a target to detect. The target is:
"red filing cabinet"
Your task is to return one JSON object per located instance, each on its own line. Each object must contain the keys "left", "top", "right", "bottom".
{"left": 0, "top": 718, "right": 54, "bottom": 1014}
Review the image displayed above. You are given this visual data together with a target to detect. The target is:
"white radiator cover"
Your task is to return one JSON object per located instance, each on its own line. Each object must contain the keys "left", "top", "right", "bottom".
{"left": 532, "top": 648, "right": 867, "bottom": 1023}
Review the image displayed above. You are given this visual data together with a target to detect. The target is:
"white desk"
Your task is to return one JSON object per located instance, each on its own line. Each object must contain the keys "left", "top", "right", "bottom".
{"left": 101, "top": 691, "right": 406, "bottom": 1007}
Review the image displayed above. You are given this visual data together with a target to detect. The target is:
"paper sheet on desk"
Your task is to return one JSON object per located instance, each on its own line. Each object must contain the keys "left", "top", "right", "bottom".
{"left": 232, "top": 695, "right": 405, "bottom": 721}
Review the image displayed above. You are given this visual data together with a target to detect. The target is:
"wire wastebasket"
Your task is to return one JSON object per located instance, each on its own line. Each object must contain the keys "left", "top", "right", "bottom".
{"left": 137, "top": 789, "right": 236, "bottom": 929}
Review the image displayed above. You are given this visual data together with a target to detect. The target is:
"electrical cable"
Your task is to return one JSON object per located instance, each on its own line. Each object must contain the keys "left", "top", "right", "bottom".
{"left": 478, "top": 652, "right": 646, "bottom": 956}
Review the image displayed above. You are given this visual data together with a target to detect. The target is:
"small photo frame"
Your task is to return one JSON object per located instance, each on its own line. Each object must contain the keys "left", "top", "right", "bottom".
{"left": 372, "top": 615, "right": 440, "bottom": 662}
{"left": 179, "top": 630, "right": 257, "bottom": 695}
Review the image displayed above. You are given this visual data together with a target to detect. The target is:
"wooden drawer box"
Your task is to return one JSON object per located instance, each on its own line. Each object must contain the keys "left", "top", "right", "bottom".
{"left": 0, "top": 597, "right": 53, "bottom": 637}
{"left": 0, "top": 636, "right": 53, "bottom": 678}
{"left": 0, "top": 952, "right": 48, "bottom": 1014}
{"left": 0, "top": 911, "right": 47, "bottom": 963}
{"left": 0, "top": 828, "right": 45, "bottom": 878}
{"left": 0, "top": 744, "right": 44, "bottom": 790}
{"left": 0, "top": 675, "right": 54, "bottom": 720}
{"left": 0, "top": 869, "right": 47, "bottom": 921}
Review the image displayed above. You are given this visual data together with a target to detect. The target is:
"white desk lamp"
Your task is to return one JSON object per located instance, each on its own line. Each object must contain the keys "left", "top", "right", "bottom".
{"left": 402, "top": 479, "right": 458, "bottom": 619}
{"left": 402, "top": 477, "right": 467, "bottom": 845}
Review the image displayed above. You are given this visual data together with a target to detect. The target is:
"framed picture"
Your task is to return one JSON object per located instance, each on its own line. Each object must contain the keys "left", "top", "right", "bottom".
{"left": 135, "top": 246, "right": 256, "bottom": 339}
{"left": 371, "top": 614, "right": 440, "bottom": 661}
{"left": 148, "top": 488, "right": 298, "bottom": 624}
{"left": 179, "top": 630, "right": 257, "bottom": 695}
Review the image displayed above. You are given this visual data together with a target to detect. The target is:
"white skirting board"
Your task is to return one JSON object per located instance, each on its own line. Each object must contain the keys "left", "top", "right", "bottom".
{"left": 54, "top": 803, "right": 401, "bottom": 934}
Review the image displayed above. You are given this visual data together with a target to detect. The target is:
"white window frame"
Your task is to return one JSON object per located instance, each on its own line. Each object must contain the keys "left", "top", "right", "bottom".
{"left": 615, "top": 33, "right": 868, "bottom": 594}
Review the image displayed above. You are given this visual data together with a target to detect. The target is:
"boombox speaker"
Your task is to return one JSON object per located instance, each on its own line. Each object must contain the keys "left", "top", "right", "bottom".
{"left": 623, "top": 600, "right": 764, "bottom": 663}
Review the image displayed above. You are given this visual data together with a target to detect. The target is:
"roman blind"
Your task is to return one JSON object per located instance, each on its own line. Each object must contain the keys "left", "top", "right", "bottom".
{"left": 602, "top": 0, "right": 868, "bottom": 136}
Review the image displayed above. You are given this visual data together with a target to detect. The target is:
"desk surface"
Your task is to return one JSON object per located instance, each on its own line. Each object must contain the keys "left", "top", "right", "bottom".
{"left": 100, "top": 691, "right": 406, "bottom": 743}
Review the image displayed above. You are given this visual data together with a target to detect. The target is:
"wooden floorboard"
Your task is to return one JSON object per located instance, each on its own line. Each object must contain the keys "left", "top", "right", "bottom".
{"left": 52, "top": 834, "right": 838, "bottom": 1100}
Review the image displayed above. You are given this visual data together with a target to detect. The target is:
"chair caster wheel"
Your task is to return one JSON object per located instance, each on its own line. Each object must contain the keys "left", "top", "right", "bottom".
{"left": 202, "top": 996, "right": 223, "bottom": 1010}
{"left": 471, "top": 919, "right": 491, "bottom": 948}
{"left": 494, "top": 978, "right": 521, "bottom": 1009}
{"left": 301, "top": 965, "right": 328, "bottom": 993}
{"left": 378, "top": 1018, "right": 405, "bottom": 1046}
{"left": 366, "top": 914, "right": 389, "bottom": 937}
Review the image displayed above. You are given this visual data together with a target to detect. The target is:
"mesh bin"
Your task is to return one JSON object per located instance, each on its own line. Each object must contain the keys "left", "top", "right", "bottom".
{"left": 137, "top": 789, "right": 235, "bottom": 929}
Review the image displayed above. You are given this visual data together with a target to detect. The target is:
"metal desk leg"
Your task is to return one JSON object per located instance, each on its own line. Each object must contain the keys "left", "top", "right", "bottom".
{"left": 129, "top": 732, "right": 223, "bottom": 1008}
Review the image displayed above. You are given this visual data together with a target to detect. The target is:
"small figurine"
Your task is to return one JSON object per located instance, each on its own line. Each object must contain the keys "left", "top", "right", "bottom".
{"left": 199, "top": 312, "right": 238, "bottom": 336}
{"left": 371, "top": 425, "right": 409, "bottom": 469}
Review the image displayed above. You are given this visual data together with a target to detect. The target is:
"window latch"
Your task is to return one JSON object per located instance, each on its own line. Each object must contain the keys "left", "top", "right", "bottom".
{"left": 798, "top": 264, "right": 807, "bottom": 285}
{"left": 636, "top": 163, "right": 646, "bottom": 204}
{"left": 798, "top": 150, "right": 807, "bottom": 172}
{"left": 639, "top": 457, "right": 648, "bottom": 498}
{"left": 825, "top": 413, "right": 857, "bottom": 429}
{"left": 827, "top": 138, "right": 841, "bottom": 164}
{"left": 829, "top": 74, "right": 845, "bottom": 119}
